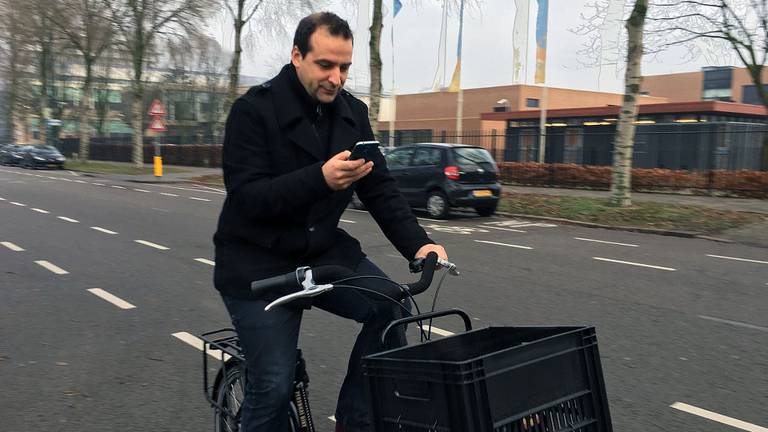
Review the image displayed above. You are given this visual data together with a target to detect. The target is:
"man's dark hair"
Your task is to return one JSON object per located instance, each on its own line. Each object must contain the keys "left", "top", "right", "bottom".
{"left": 293, "top": 12, "right": 353, "bottom": 57}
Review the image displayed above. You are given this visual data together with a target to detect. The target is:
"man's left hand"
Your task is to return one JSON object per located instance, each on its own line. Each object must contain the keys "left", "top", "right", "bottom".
{"left": 415, "top": 244, "right": 448, "bottom": 261}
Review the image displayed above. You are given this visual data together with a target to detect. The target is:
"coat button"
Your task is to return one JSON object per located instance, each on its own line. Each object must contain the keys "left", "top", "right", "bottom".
{"left": 308, "top": 226, "right": 315, "bottom": 232}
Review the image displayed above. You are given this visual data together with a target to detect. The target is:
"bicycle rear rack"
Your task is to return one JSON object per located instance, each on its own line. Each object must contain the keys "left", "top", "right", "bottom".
{"left": 200, "top": 328, "right": 245, "bottom": 412}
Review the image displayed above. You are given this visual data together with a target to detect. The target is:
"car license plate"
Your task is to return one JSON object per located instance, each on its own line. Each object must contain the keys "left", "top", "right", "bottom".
{"left": 472, "top": 190, "right": 492, "bottom": 197}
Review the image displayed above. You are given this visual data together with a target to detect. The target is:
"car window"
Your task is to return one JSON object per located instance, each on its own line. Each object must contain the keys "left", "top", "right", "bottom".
{"left": 452, "top": 147, "right": 496, "bottom": 170}
{"left": 411, "top": 147, "right": 442, "bottom": 167}
{"left": 385, "top": 148, "right": 415, "bottom": 169}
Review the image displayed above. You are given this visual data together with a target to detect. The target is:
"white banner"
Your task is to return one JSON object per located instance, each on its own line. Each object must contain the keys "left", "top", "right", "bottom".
{"left": 512, "top": 0, "right": 531, "bottom": 84}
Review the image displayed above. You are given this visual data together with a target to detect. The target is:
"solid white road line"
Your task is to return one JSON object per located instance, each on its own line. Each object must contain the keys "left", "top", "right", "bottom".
{"left": 575, "top": 237, "right": 638, "bottom": 247}
{"left": 1, "top": 241, "right": 25, "bottom": 252}
{"left": 172, "top": 332, "right": 231, "bottom": 361}
{"left": 133, "top": 188, "right": 151, "bottom": 193}
{"left": 475, "top": 240, "right": 533, "bottom": 250}
{"left": 35, "top": 260, "right": 69, "bottom": 275}
{"left": 87, "top": 288, "right": 136, "bottom": 310}
{"left": 195, "top": 258, "right": 215, "bottom": 266}
{"left": 135, "top": 240, "right": 169, "bottom": 250}
{"left": 31, "top": 208, "right": 50, "bottom": 214}
{"left": 481, "top": 225, "right": 526, "bottom": 233}
{"left": 57, "top": 216, "right": 79, "bottom": 223}
{"left": 706, "top": 254, "right": 768, "bottom": 265}
{"left": 91, "top": 226, "right": 118, "bottom": 235}
{"left": 10, "top": 201, "right": 26, "bottom": 206}
{"left": 592, "top": 257, "right": 676, "bottom": 271}
{"left": 671, "top": 402, "right": 768, "bottom": 432}
{"left": 698, "top": 315, "right": 768, "bottom": 332}
{"left": 160, "top": 192, "right": 179, "bottom": 197}
{"left": 340, "top": 219, "right": 356, "bottom": 224}
{"left": 419, "top": 325, "right": 454, "bottom": 337}
{"left": 188, "top": 196, "right": 211, "bottom": 202}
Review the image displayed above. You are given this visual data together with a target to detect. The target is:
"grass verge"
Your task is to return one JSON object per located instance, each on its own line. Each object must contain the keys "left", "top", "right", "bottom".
{"left": 499, "top": 193, "right": 764, "bottom": 233}
{"left": 64, "top": 160, "right": 188, "bottom": 175}
{"left": 184, "top": 174, "right": 763, "bottom": 233}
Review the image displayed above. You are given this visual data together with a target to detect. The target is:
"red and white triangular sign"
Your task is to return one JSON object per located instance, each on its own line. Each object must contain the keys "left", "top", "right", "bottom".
{"left": 148, "top": 99, "right": 166, "bottom": 117}
{"left": 149, "top": 117, "right": 167, "bottom": 132}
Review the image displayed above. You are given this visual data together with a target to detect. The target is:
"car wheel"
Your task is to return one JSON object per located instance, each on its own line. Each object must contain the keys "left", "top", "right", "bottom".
{"left": 475, "top": 203, "right": 498, "bottom": 217}
{"left": 426, "top": 190, "right": 450, "bottom": 219}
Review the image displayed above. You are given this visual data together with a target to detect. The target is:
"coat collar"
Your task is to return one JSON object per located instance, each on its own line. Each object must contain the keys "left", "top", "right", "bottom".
{"left": 271, "top": 64, "right": 359, "bottom": 161}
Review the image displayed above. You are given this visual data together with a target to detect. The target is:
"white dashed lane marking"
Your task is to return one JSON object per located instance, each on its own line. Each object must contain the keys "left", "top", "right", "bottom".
{"left": 160, "top": 192, "right": 179, "bottom": 197}
{"left": 110, "top": 185, "right": 126, "bottom": 189}
{"left": 57, "top": 216, "right": 80, "bottom": 223}
{"left": 575, "top": 237, "right": 638, "bottom": 247}
{"left": 592, "top": 257, "right": 676, "bottom": 271}
{"left": 706, "top": 254, "right": 768, "bottom": 265}
{"left": 188, "top": 197, "right": 211, "bottom": 202}
{"left": 35, "top": 260, "right": 69, "bottom": 275}
{"left": 172, "top": 332, "right": 231, "bottom": 361}
{"left": 31, "top": 208, "right": 50, "bottom": 214}
{"left": 671, "top": 402, "right": 768, "bottom": 432}
{"left": 10, "top": 202, "right": 26, "bottom": 206}
{"left": 1, "top": 241, "right": 25, "bottom": 252}
{"left": 135, "top": 240, "right": 170, "bottom": 250}
{"left": 340, "top": 219, "right": 356, "bottom": 224}
{"left": 133, "top": 188, "right": 151, "bottom": 193}
{"left": 418, "top": 325, "right": 454, "bottom": 337}
{"left": 698, "top": 315, "right": 768, "bottom": 332}
{"left": 91, "top": 226, "right": 118, "bottom": 235}
{"left": 195, "top": 258, "right": 215, "bottom": 266}
{"left": 87, "top": 288, "right": 136, "bottom": 310}
{"left": 475, "top": 240, "right": 533, "bottom": 250}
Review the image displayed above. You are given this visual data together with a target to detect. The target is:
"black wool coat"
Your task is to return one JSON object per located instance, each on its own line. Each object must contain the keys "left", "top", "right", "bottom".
{"left": 213, "top": 64, "right": 433, "bottom": 300}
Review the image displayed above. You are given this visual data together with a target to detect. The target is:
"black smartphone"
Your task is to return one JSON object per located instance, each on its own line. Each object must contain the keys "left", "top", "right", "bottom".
{"left": 349, "top": 141, "right": 380, "bottom": 161}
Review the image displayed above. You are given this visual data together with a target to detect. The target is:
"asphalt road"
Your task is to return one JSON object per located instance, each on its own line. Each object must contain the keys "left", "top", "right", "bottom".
{"left": 1, "top": 165, "right": 766, "bottom": 432}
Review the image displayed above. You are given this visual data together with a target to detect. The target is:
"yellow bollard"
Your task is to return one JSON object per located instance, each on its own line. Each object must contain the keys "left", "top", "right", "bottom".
{"left": 153, "top": 156, "right": 163, "bottom": 177}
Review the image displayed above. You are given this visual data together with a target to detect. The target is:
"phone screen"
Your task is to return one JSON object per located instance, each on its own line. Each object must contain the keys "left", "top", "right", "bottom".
{"left": 349, "top": 141, "right": 380, "bottom": 161}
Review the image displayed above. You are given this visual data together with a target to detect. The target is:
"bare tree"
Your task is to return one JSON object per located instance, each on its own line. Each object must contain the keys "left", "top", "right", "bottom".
{"left": 651, "top": 0, "right": 767, "bottom": 109}
{"left": 611, "top": 0, "right": 648, "bottom": 207}
{"left": 0, "top": 0, "right": 31, "bottom": 142}
{"left": 103, "top": 0, "right": 214, "bottom": 166}
{"left": 49, "top": 0, "right": 113, "bottom": 160}
{"left": 220, "top": 0, "right": 320, "bottom": 118}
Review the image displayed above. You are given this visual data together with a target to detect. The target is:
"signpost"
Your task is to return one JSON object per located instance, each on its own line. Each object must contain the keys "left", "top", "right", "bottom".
{"left": 148, "top": 100, "right": 167, "bottom": 177}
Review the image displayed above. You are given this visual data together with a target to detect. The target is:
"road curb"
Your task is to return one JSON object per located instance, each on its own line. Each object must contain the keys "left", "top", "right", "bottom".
{"left": 495, "top": 211, "right": 702, "bottom": 238}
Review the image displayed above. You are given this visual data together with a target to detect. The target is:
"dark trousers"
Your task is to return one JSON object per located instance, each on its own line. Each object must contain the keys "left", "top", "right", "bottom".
{"left": 220, "top": 257, "right": 408, "bottom": 432}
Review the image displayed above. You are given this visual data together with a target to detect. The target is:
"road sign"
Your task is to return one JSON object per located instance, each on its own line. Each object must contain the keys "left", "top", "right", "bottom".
{"left": 149, "top": 117, "right": 167, "bottom": 132}
{"left": 148, "top": 99, "right": 166, "bottom": 117}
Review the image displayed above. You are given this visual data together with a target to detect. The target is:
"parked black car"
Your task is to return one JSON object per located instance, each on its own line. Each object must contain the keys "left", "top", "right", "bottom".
{"left": 20, "top": 145, "right": 66, "bottom": 169}
{"left": 0, "top": 144, "right": 25, "bottom": 166}
{"left": 384, "top": 143, "right": 501, "bottom": 218}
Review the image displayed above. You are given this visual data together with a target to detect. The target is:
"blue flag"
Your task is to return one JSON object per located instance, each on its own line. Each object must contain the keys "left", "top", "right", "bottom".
{"left": 394, "top": 0, "right": 403, "bottom": 17}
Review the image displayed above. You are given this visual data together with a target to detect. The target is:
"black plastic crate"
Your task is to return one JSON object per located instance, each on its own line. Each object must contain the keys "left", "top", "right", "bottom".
{"left": 363, "top": 326, "right": 612, "bottom": 432}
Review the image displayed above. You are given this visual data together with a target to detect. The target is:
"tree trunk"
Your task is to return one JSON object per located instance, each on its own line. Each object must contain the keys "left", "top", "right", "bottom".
{"left": 79, "top": 58, "right": 94, "bottom": 160}
{"left": 368, "top": 0, "right": 383, "bottom": 139}
{"left": 226, "top": 10, "right": 243, "bottom": 115}
{"left": 609, "top": 0, "right": 647, "bottom": 207}
{"left": 131, "top": 85, "right": 144, "bottom": 166}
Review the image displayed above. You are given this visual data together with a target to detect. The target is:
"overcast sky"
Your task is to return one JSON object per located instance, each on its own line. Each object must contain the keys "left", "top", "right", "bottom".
{"left": 207, "top": 0, "right": 739, "bottom": 95}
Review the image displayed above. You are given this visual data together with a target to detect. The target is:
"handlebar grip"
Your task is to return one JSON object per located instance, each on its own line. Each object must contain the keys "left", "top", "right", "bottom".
{"left": 405, "top": 252, "right": 438, "bottom": 296}
{"left": 250, "top": 272, "right": 296, "bottom": 298}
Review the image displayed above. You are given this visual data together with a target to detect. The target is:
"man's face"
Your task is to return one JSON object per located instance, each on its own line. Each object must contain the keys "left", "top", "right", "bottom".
{"left": 292, "top": 26, "right": 353, "bottom": 104}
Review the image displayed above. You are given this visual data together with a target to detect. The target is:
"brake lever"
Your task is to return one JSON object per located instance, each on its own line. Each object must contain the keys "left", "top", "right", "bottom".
{"left": 264, "top": 268, "right": 334, "bottom": 311}
{"left": 409, "top": 257, "right": 460, "bottom": 276}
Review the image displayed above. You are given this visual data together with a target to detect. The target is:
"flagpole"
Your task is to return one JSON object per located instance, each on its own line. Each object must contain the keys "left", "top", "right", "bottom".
{"left": 454, "top": 0, "right": 465, "bottom": 138}
{"left": 389, "top": 4, "right": 396, "bottom": 148}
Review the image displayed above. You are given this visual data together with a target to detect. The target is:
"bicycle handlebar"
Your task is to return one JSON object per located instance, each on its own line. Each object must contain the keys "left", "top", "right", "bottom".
{"left": 249, "top": 252, "right": 441, "bottom": 306}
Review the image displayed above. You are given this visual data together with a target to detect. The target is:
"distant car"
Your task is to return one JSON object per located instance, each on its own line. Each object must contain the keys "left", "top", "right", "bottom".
{"left": 385, "top": 143, "right": 501, "bottom": 218}
{"left": 20, "top": 145, "right": 66, "bottom": 169}
{"left": 0, "top": 144, "right": 25, "bottom": 166}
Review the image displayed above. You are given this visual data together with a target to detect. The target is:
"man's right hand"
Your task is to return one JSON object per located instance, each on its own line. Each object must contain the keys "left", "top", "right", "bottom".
{"left": 322, "top": 150, "right": 374, "bottom": 191}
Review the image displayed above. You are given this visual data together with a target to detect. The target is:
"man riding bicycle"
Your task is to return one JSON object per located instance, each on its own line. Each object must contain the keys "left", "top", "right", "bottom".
{"left": 213, "top": 12, "right": 447, "bottom": 432}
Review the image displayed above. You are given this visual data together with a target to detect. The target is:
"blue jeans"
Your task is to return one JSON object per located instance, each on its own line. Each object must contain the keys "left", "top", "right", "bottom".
{"left": 220, "top": 258, "right": 409, "bottom": 432}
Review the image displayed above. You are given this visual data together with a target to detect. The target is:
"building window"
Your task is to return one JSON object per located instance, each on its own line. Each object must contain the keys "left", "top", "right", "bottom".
{"left": 742, "top": 85, "right": 767, "bottom": 105}
{"left": 702, "top": 67, "right": 733, "bottom": 101}
{"left": 526, "top": 98, "right": 540, "bottom": 108}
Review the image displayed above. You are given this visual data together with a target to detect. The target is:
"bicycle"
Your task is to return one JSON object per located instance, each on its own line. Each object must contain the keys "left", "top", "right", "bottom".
{"left": 201, "top": 252, "right": 458, "bottom": 432}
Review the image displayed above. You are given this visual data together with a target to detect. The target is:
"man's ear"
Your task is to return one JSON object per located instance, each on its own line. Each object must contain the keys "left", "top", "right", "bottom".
{"left": 290, "top": 46, "right": 302, "bottom": 67}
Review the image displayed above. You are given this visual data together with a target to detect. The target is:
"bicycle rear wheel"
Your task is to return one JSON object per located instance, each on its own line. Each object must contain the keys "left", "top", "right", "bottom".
{"left": 214, "top": 362, "right": 302, "bottom": 432}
